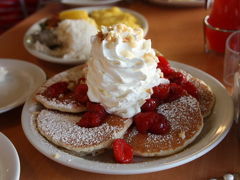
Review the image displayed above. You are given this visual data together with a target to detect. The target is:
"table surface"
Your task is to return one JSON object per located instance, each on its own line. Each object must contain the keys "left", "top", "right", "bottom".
{"left": 0, "top": 1, "right": 239, "bottom": 180}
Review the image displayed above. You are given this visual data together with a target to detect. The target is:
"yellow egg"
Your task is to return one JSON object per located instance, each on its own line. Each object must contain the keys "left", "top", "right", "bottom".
{"left": 90, "top": 7, "right": 141, "bottom": 29}
{"left": 59, "top": 10, "right": 89, "bottom": 20}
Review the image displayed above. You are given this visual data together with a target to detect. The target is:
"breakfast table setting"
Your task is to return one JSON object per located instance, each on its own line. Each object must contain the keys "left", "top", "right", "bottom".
{"left": 0, "top": 0, "right": 240, "bottom": 179}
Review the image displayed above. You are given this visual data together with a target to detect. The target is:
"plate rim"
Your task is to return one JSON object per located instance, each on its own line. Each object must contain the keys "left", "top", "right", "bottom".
{"left": 0, "top": 132, "right": 20, "bottom": 180}
{"left": 23, "top": 6, "right": 148, "bottom": 65}
{"left": 21, "top": 61, "right": 234, "bottom": 174}
{"left": 0, "top": 58, "right": 46, "bottom": 114}
{"left": 147, "top": 0, "right": 204, "bottom": 7}
{"left": 61, "top": 0, "right": 122, "bottom": 5}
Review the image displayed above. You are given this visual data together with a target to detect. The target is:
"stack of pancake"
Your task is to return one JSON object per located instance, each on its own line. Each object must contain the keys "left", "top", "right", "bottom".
{"left": 33, "top": 64, "right": 215, "bottom": 158}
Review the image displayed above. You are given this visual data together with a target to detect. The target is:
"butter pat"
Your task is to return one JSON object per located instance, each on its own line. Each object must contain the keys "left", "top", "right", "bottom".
{"left": 0, "top": 67, "right": 7, "bottom": 82}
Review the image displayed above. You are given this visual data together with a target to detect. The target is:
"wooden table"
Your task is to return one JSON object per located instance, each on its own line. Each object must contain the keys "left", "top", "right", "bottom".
{"left": 0, "top": 1, "right": 239, "bottom": 179}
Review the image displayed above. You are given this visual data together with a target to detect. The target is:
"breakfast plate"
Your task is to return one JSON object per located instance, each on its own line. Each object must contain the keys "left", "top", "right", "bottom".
{"left": 147, "top": 0, "right": 204, "bottom": 7}
{"left": 0, "top": 59, "right": 46, "bottom": 114}
{"left": 21, "top": 61, "right": 233, "bottom": 174}
{"left": 0, "top": 132, "right": 20, "bottom": 180}
{"left": 61, "top": 0, "right": 122, "bottom": 5}
{"left": 24, "top": 6, "right": 148, "bottom": 65}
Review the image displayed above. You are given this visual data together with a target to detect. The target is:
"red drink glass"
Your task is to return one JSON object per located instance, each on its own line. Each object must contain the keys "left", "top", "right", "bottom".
{"left": 204, "top": 0, "right": 240, "bottom": 53}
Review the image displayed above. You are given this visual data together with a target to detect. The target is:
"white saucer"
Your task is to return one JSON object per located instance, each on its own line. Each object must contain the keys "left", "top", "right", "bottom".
{"left": 24, "top": 6, "right": 148, "bottom": 65}
{"left": 147, "top": 0, "right": 204, "bottom": 7}
{"left": 21, "top": 61, "right": 233, "bottom": 174}
{"left": 0, "top": 132, "right": 20, "bottom": 180}
{"left": 0, "top": 59, "right": 46, "bottom": 113}
{"left": 61, "top": 0, "right": 122, "bottom": 5}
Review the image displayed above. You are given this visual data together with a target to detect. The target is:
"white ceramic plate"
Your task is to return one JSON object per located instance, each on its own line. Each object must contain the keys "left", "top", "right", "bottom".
{"left": 0, "top": 132, "right": 20, "bottom": 180}
{"left": 24, "top": 6, "right": 148, "bottom": 65}
{"left": 61, "top": 0, "right": 122, "bottom": 5}
{"left": 0, "top": 59, "right": 46, "bottom": 114}
{"left": 21, "top": 61, "right": 233, "bottom": 175}
{"left": 147, "top": 0, "right": 204, "bottom": 7}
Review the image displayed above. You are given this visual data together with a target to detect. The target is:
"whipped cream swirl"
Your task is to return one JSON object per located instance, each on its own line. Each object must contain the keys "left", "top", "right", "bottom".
{"left": 86, "top": 24, "right": 169, "bottom": 118}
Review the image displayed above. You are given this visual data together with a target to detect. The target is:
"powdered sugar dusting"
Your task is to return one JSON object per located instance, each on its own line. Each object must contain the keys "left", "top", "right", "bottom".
{"left": 125, "top": 96, "right": 203, "bottom": 155}
{"left": 36, "top": 94, "right": 83, "bottom": 111}
{"left": 176, "top": 68, "right": 215, "bottom": 118}
{"left": 37, "top": 110, "right": 123, "bottom": 148}
{"left": 35, "top": 65, "right": 87, "bottom": 112}
{"left": 37, "top": 65, "right": 86, "bottom": 94}
{"left": 189, "top": 78, "right": 215, "bottom": 117}
{"left": 157, "top": 96, "right": 199, "bottom": 134}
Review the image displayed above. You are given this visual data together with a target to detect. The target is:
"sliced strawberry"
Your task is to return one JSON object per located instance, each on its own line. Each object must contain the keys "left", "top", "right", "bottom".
{"left": 141, "top": 98, "right": 157, "bottom": 112}
{"left": 166, "top": 71, "right": 186, "bottom": 85}
{"left": 152, "top": 84, "right": 170, "bottom": 100}
{"left": 74, "top": 84, "right": 89, "bottom": 104}
{"left": 112, "top": 139, "right": 133, "bottom": 164}
{"left": 168, "top": 83, "right": 187, "bottom": 102}
{"left": 77, "top": 112, "right": 103, "bottom": 128}
{"left": 87, "top": 102, "right": 107, "bottom": 117}
{"left": 133, "top": 112, "right": 171, "bottom": 135}
{"left": 149, "top": 113, "right": 171, "bottom": 135}
{"left": 76, "top": 116, "right": 89, "bottom": 128}
{"left": 157, "top": 56, "right": 174, "bottom": 75}
{"left": 133, "top": 112, "right": 158, "bottom": 133}
{"left": 181, "top": 81, "right": 199, "bottom": 100}
{"left": 45, "top": 81, "right": 69, "bottom": 98}
{"left": 74, "top": 83, "right": 88, "bottom": 95}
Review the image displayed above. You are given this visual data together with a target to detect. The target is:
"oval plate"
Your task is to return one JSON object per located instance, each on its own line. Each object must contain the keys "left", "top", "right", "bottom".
{"left": 21, "top": 61, "right": 233, "bottom": 174}
{"left": 24, "top": 6, "right": 148, "bottom": 65}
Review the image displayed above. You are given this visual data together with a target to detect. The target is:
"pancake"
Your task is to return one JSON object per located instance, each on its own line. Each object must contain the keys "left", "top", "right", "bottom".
{"left": 36, "top": 109, "right": 132, "bottom": 155}
{"left": 36, "top": 64, "right": 215, "bottom": 117}
{"left": 34, "top": 63, "right": 213, "bottom": 158}
{"left": 124, "top": 95, "right": 203, "bottom": 157}
{"left": 35, "top": 65, "right": 87, "bottom": 113}
{"left": 176, "top": 69, "right": 215, "bottom": 118}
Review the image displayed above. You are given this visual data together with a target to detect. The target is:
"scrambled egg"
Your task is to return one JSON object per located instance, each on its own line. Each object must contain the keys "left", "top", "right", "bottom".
{"left": 58, "top": 7, "right": 141, "bottom": 30}
{"left": 59, "top": 10, "right": 96, "bottom": 26}
{"left": 59, "top": 10, "right": 88, "bottom": 20}
{"left": 90, "top": 7, "right": 141, "bottom": 29}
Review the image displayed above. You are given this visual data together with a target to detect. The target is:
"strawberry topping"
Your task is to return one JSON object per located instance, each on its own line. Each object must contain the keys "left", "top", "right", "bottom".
{"left": 133, "top": 112, "right": 171, "bottom": 135}
{"left": 77, "top": 112, "right": 103, "bottom": 128}
{"left": 45, "top": 81, "right": 69, "bottom": 98}
{"left": 133, "top": 112, "right": 156, "bottom": 133}
{"left": 157, "top": 56, "right": 174, "bottom": 75}
{"left": 87, "top": 102, "right": 107, "bottom": 117}
{"left": 152, "top": 84, "right": 170, "bottom": 100}
{"left": 149, "top": 113, "right": 171, "bottom": 135}
{"left": 141, "top": 98, "right": 157, "bottom": 112}
{"left": 166, "top": 71, "right": 186, "bottom": 85}
{"left": 77, "top": 102, "right": 107, "bottom": 128}
{"left": 181, "top": 81, "right": 199, "bottom": 100}
{"left": 112, "top": 139, "right": 133, "bottom": 164}
{"left": 167, "top": 83, "right": 187, "bottom": 102}
{"left": 74, "top": 83, "right": 89, "bottom": 104}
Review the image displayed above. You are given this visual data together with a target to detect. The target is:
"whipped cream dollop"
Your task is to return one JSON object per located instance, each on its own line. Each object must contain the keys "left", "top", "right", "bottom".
{"left": 86, "top": 24, "right": 169, "bottom": 118}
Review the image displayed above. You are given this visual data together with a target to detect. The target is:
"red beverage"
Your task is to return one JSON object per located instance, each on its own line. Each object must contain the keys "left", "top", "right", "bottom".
{"left": 209, "top": 0, "right": 240, "bottom": 30}
{"left": 205, "top": 0, "right": 240, "bottom": 53}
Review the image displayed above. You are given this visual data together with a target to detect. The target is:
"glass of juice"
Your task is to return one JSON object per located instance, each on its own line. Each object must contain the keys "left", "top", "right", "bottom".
{"left": 204, "top": 0, "right": 240, "bottom": 53}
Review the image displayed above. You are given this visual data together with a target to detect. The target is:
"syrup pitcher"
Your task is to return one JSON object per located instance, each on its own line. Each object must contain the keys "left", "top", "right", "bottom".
{"left": 204, "top": 0, "right": 240, "bottom": 53}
